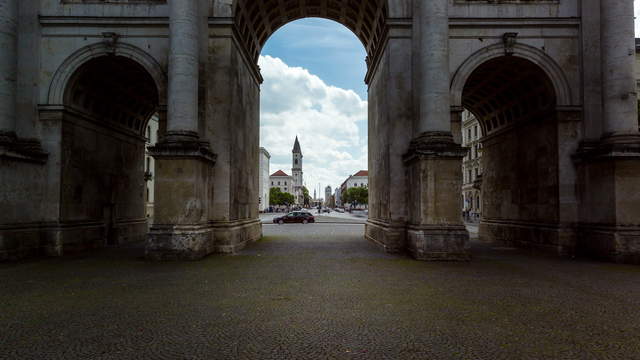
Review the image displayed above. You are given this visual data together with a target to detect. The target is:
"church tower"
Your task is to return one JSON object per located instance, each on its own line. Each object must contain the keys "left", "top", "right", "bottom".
{"left": 292, "top": 136, "right": 304, "bottom": 205}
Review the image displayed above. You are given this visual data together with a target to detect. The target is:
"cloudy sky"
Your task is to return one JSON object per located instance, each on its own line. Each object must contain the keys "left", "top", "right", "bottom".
{"left": 260, "top": 18, "right": 367, "bottom": 199}
{"left": 636, "top": 1, "right": 640, "bottom": 36}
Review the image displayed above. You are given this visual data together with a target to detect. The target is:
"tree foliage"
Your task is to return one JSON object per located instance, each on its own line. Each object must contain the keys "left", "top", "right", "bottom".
{"left": 302, "top": 186, "right": 311, "bottom": 206}
{"left": 342, "top": 187, "right": 368, "bottom": 206}
{"left": 270, "top": 188, "right": 296, "bottom": 206}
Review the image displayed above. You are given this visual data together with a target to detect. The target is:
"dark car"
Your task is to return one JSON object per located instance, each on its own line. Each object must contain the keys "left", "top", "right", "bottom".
{"left": 273, "top": 211, "right": 315, "bottom": 224}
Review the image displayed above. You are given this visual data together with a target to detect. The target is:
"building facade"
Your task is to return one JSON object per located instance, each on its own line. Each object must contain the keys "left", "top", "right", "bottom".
{"left": 259, "top": 147, "right": 270, "bottom": 212}
{"left": 340, "top": 170, "right": 368, "bottom": 208}
{"left": 461, "top": 110, "right": 482, "bottom": 221}
{"left": 144, "top": 114, "right": 159, "bottom": 221}
{"left": 1, "top": 0, "right": 640, "bottom": 264}
{"left": 325, "top": 186, "right": 332, "bottom": 207}
{"left": 334, "top": 187, "right": 342, "bottom": 207}
{"left": 269, "top": 170, "right": 293, "bottom": 196}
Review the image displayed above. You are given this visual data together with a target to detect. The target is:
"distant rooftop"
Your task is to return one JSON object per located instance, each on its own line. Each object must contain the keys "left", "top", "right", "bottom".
{"left": 353, "top": 170, "right": 368, "bottom": 177}
{"left": 271, "top": 170, "right": 290, "bottom": 177}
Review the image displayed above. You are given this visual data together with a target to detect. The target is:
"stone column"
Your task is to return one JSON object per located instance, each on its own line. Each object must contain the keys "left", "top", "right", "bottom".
{"left": 572, "top": 0, "right": 640, "bottom": 264}
{"left": 601, "top": 0, "right": 639, "bottom": 137}
{"left": 146, "top": 0, "right": 218, "bottom": 261}
{"left": 166, "top": 0, "right": 200, "bottom": 141}
{"left": 417, "top": 0, "right": 450, "bottom": 134}
{"left": 0, "top": 0, "right": 17, "bottom": 139}
{"left": 403, "top": 0, "right": 469, "bottom": 261}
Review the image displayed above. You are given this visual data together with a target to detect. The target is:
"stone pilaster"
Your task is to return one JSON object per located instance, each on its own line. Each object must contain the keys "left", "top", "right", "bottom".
{"left": 0, "top": 0, "right": 46, "bottom": 163}
{"left": 0, "top": 0, "right": 17, "bottom": 137}
{"left": 600, "top": 0, "right": 638, "bottom": 137}
{"left": 570, "top": 0, "right": 640, "bottom": 264}
{"left": 403, "top": 132, "right": 470, "bottom": 261}
{"left": 146, "top": 0, "right": 220, "bottom": 260}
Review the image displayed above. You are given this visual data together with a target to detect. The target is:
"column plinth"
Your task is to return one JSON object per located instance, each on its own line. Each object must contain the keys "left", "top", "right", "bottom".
{"left": 403, "top": 132, "right": 470, "bottom": 261}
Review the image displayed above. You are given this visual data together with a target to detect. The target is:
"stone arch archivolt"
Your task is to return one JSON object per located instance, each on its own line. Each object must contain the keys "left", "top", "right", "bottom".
{"left": 47, "top": 42, "right": 166, "bottom": 108}
{"left": 233, "top": 0, "right": 388, "bottom": 63}
{"left": 450, "top": 43, "right": 572, "bottom": 110}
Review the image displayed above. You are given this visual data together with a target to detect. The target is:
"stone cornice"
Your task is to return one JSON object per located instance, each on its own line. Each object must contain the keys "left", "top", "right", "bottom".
{"left": 149, "top": 140, "right": 217, "bottom": 165}
{"left": 573, "top": 135, "right": 640, "bottom": 163}
{"left": 0, "top": 131, "right": 48, "bottom": 164}
{"left": 403, "top": 132, "right": 468, "bottom": 163}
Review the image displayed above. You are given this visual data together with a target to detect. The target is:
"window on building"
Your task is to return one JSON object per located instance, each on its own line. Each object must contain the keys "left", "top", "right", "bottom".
{"left": 146, "top": 158, "right": 150, "bottom": 172}
{"left": 468, "top": 170, "right": 472, "bottom": 182}
{"left": 295, "top": 159, "right": 298, "bottom": 165}
{"left": 271, "top": 181, "right": 274, "bottom": 186}
{"left": 147, "top": 126, "right": 151, "bottom": 141}
{"left": 285, "top": 181, "right": 287, "bottom": 185}
{"left": 468, "top": 128, "right": 471, "bottom": 141}
{"left": 475, "top": 168, "right": 478, "bottom": 177}
{"left": 474, "top": 126, "right": 478, "bottom": 138}
{"left": 278, "top": 181, "right": 280, "bottom": 185}
{"left": 476, "top": 196, "right": 480, "bottom": 210}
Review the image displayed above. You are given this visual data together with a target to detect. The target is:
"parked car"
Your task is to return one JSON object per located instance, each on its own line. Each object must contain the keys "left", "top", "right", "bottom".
{"left": 334, "top": 208, "right": 344, "bottom": 213}
{"left": 273, "top": 211, "right": 315, "bottom": 224}
{"left": 321, "top": 208, "right": 331, "bottom": 213}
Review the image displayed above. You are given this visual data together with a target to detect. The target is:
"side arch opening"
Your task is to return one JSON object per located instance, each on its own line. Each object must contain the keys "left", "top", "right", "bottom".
{"left": 60, "top": 55, "right": 160, "bottom": 248}
{"left": 460, "top": 56, "right": 565, "bottom": 252}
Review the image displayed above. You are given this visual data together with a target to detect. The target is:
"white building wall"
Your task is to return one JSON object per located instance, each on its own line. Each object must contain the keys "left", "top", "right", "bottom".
{"left": 145, "top": 114, "right": 159, "bottom": 219}
{"left": 259, "top": 147, "right": 270, "bottom": 212}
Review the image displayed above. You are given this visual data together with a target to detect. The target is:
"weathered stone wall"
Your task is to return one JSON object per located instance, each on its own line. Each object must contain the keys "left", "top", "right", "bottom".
{"left": 60, "top": 113, "right": 147, "bottom": 248}
{"left": 479, "top": 116, "right": 563, "bottom": 252}
{"left": 206, "top": 25, "right": 262, "bottom": 252}
{"left": 365, "top": 33, "right": 413, "bottom": 253}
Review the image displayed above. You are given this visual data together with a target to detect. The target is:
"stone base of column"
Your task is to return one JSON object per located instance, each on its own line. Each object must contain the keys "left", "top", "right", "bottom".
{"left": 210, "top": 219, "right": 262, "bottom": 253}
{"left": 574, "top": 134, "right": 640, "bottom": 264}
{"left": 406, "top": 225, "right": 470, "bottom": 261}
{"left": 479, "top": 220, "right": 577, "bottom": 256}
{"left": 0, "top": 131, "right": 48, "bottom": 164}
{"left": 365, "top": 219, "right": 406, "bottom": 253}
{"left": 145, "top": 140, "right": 217, "bottom": 261}
{"left": 577, "top": 225, "right": 640, "bottom": 264}
{"left": 403, "top": 131, "right": 470, "bottom": 261}
{"left": 146, "top": 224, "right": 215, "bottom": 261}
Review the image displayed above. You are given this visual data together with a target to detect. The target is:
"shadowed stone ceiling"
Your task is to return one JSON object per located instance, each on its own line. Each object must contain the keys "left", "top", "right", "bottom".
{"left": 234, "top": 0, "right": 387, "bottom": 63}
{"left": 462, "top": 56, "right": 556, "bottom": 136}
{"left": 65, "top": 56, "right": 159, "bottom": 136}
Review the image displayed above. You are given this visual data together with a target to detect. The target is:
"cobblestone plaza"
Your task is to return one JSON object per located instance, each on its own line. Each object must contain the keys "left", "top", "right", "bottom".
{"left": 1, "top": 224, "right": 639, "bottom": 359}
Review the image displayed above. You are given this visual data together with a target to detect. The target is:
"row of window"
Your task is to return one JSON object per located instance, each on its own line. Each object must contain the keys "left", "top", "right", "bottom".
{"left": 272, "top": 181, "right": 287, "bottom": 186}
{"left": 463, "top": 125, "right": 480, "bottom": 144}
{"left": 464, "top": 167, "right": 480, "bottom": 184}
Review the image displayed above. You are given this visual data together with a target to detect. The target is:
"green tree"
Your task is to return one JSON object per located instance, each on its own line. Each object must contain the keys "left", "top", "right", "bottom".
{"left": 343, "top": 187, "right": 368, "bottom": 208}
{"left": 269, "top": 187, "right": 296, "bottom": 206}
{"left": 281, "top": 192, "right": 295, "bottom": 206}
{"left": 302, "top": 186, "right": 311, "bottom": 206}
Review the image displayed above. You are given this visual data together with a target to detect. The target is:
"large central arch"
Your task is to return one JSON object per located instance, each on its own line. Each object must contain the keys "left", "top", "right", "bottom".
{"left": 193, "top": 0, "right": 412, "bottom": 258}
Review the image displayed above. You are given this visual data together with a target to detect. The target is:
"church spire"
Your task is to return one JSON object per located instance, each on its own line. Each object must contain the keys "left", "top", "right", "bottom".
{"left": 292, "top": 136, "right": 302, "bottom": 154}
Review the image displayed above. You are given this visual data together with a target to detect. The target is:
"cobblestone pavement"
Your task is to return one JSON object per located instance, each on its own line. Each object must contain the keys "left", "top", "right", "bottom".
{"left": 1, "top": 224, "right": 640, "bottom": 359}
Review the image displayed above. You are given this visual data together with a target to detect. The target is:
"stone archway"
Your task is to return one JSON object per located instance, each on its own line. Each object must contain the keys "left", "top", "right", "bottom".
{"left": 55, "top": 54, "right": 160, "bottom": 251}
{"left": 233, "top": 0, "right": 388, "bottom": 63}
{"left": 459, "top": 55, "right": 575, "bottom": 255}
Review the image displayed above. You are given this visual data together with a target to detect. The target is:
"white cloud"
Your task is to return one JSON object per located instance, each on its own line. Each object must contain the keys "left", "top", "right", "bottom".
{"left": 259, "top": 55, "right": 368, "bottom": 199}
{"left": 636, "top": 1, "right": 640, "bottom": 36}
